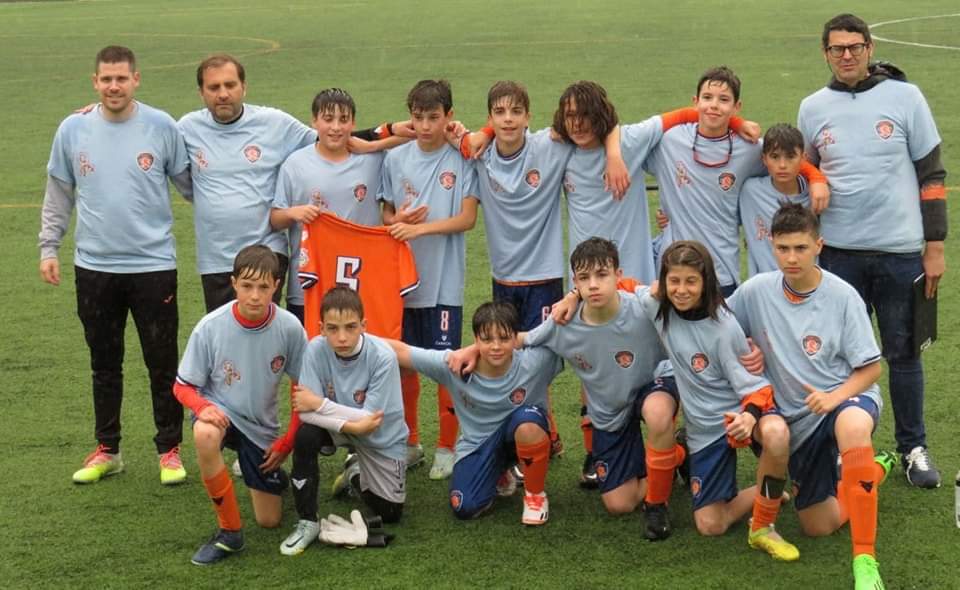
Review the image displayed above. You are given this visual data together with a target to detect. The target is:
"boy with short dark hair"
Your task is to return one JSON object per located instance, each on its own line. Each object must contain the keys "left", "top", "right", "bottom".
{"left": 279, "top": 286, "right": 408, "bottom": 555}
{"left": 173, "top": 245, "right": 307, "bottom": 565}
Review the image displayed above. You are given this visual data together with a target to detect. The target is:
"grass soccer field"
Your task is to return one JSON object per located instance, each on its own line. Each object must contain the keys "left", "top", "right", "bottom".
{"left": 1, "top": 1, "right": 959, "bottom": 588}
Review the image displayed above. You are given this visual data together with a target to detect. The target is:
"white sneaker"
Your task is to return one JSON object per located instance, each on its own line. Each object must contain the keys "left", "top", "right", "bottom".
{"left": 429, "top": 448, "right": 455, "bottom": 480}
{"left": 521, "top": 491, "right": 549, "bottom": 526}
{"left": 496, "top": 469, "right": 517, "bottom": 497}
{"left": 280, "top": 519, "right": 321, "bottom": 555}
{"left": 406, "top": 444, "right": 425, "bottom": 470}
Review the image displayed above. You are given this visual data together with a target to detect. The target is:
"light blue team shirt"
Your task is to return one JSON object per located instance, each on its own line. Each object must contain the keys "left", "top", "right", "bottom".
{"left": 638, "top": 288, "right": 771, "bottom": 454}
{"left": 525, "top": 290, "right": 668, "bottom": 432}
{"left": 274, "top": 147, "right": 385, "bottom": 305}
{"left": 298, "top": 334, "right": 408, "bottom": 460}
{"left": 378, "top": 142, "right": 478, "bottom": 308}
{"left": 178, "top": 104, "right": 316, "bottom": 274}
{"left": 408, "top": 347, "right": 562, "bottom": 462}
{"left": 644, "top": 124, "right": 766, "bottom": 286}
{"left": 564, "top": 117, "right": 664, "bottom": 284}
{"left": 476, "top": 128, "right": 574, "bottom": 283}
{"left": 738, "top": 175, "right": 810, "bottom": 276}
{"left": 177, "top": 303, "right": 307, "bottom": 451}
{"left": 728, "top": 270, "right": 883, "bottom": 452}
{"left": 798, "top": 80, "right": 940, "bottom": 253}
{"left": 46, "top": 102, "right": 189, "bottom": 273}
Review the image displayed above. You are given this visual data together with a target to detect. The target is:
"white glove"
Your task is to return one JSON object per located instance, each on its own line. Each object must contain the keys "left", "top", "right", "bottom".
{"left": 319, "top": 510, "right": 368, "bottom": 547}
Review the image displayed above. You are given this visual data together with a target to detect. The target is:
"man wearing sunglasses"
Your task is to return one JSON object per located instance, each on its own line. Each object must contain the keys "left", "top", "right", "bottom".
{"left": 797, "top": 13, "right": 948, "bottom": 490}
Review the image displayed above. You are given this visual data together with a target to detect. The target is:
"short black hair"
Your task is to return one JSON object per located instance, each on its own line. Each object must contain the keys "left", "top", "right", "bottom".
{"left": 95, "top": 45, "right": 136, "bottom": 73}
{"left": 196, "top": 53, "right": 245, "bottom": 87}
{"left": 696, "top": 65, "right": 741, "bottom": 102}
{"left": 762, "top": 123, "right": 804, "bottom": 156}
{"left": 822, "top": 13, "right": 872, "bottom": 49}
{"left": 232, "top": 245, "right": 280, "bottom": 281}
{"left": 407, "top": 79, "right": 453, "bottom": 114}
{"left": 487, "top": 80, "right": 530, "bottom": 114}
{"left": 771, "top": 201, "right": 819, "bottom": 238}
{"left": 312, "top": 88, "right": 356, "bottom": 119}
{"left": 472, "top": 301, "right": 519, "bottom": 340}
{"left": 570, "top": 237, "right": 619, "bottom": 274}
{"left": 320, "top": 286, "right": 364, "bottom": 320}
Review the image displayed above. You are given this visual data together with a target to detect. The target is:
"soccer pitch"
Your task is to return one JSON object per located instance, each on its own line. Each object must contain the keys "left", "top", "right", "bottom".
{"left": 1, "top": 0, "right": 958, "bottom": 587}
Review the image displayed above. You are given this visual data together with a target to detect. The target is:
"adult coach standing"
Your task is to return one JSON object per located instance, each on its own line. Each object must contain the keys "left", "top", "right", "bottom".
{"left": 798, "top": 13, "right": 947, "bottom": 488}
{"left": 39, "top": 46, "right": 191, "bottom": 485}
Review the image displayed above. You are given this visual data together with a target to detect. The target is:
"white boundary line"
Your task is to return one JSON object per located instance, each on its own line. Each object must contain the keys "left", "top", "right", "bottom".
{"left": 870, "top": 13, "right": 960, "bottom": 51}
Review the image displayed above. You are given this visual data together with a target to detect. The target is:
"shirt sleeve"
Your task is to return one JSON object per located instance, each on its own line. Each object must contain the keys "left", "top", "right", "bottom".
{"left": 621, "top": 116, "right": 664, "bottom": 177}
{"left": 377, "top": 154, "right": 397, "bottom": 206}
{"left": 840, "top": 288, "right": 884, "bottom": 369}
{"left": 397, "top": 241, "right": 419, "bottom": 297}
{"left": 284, "top": 322, "right": 308, "bottom": 381}
{"left": 796, "top": 104, "right": 821, "bottom": 167}
{"left": 716, "top": 315, "right": 770, "bottom": 401}
{"left": 524, "top": 316, "right": 558, "bottom": 350}
{"left": 298, "top": 339, "right": 325, "bottom": 393}
{"left": 177, "top": 325, "right": 211, "bottom": 390}
{"left": 725, "top": 288, "right": 751, "bottom": 337}
{"left": 905, "top": 85, "right": 942, "bottom": 162}
{"left": 164, "top": 121, "right": 190, "bottom": 177}
{"left": 357, "top": 349, "right": 403, "bottom": 413}
{"left": 462, "top": 159, "right": 480, "bottom": 199}
{"left": 46, "top": 121, "right": 75, "bottom": 185}
{"left": 408, "top": 347, "right": 456, "bottom": 390}
{"left": 284, "top": 111, "right": 318, "bottom": 151}
{"left": 273, "top": 161, "right": 295, "bottom": 209}
{"left": 38, "top": 176, "right": 75, "bottom": 260}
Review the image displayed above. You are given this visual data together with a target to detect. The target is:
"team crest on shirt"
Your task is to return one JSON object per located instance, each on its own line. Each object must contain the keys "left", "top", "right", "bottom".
{"left": 594, "top": 460, "right": 609, "bottom": 482}
{"left": 489, "top": 177, "right": 505, "bottom": 193}
{"left": 674, "top": 161, "right": 691, "bottom": 187}
{"left": 754, "top": 216, "right": 770, "bottom": 242}
{"left": 353, "top": 390, "right": 367, "bottom": 405}
{"left": 298, "top": 247, "right": 309, "bottom": 269}
{"left": 136, "top": 152, "right": 154, "bottom": 172}
{"left": 270, "top": 355, "right": 285, "bottom": 374}
{"left": 310, "top": 190, "right": 329, "bottom": 210}
{"left": 222, "top": 361, "right": 240, "bottom": 386}
{"left": 450, "top": 490, "right": 464, "bottom": 511}
{"left": 562, "top": 173, "right": 576, "bottom": 194}
{"left": 243, "top": 144, "right": 262, "bottom": 163}
{"left": 195, "top": 150, "right": 209, "bottom": 169}
{"left": 802, "top": 335, "right": 822, "bottom": 356}
{"left": 574, "top": 353, "right": 593, "bottom": 371}
{"left": 525, "top": 169, "right": 541, "bottom": 188}
{"left": 325, "top": 381, "right": 336, "bottom": 400}
{"left": 615, "top": 351, "right": 635, "bottom": 369}
{"left": 510, "top": 388, "right": 527, "bottom": 405}
{"left": 718, "top": 172, "right": 736, "bottom": 192}
{"left": 875, "top": 119, "right": 895, "bottom": 140}
{"left": 439, "top": 171, "right": 456, "bottom": 190}
{"left": 690, "top": 476, "right": 702, "bottom": 498}
{"left": 816, "top": 129, "right": 836, "bottom": 151}
{"left": 77, "top": 152, "right": 95, "bottom": 177}
{"left": 690, "top": 352, "right": 710, "bottom": 373}
{"left": 353, "top": 183, "right": 368, "bottom": 202}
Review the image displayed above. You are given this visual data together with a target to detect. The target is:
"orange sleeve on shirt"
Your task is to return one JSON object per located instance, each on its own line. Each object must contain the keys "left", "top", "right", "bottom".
{"left": 660, "top": 107, "right": 700, "bottom": 131}
{"left": 480, "top": 126, "right": 495, "bottom": 139}
{"left": 398, "top": 241, "right": 420, "bottom": 296}
{"left": 173, "top": 380, "right": 212, "bottom": 415}
{"left": 270, "top": 383, "right": 301, "bottom": 455}
{"left": 741, "top": 385, "right": 775, "bottom": 413}
{"left": 728, "top": 115, "right": 744, "bottom": 133}
{"left": 920, "top": 184, "right": 947, "bottom": 201}
{"left": 798, "top": 160, "right": 827, "bottom": 185}
{"left": 616, "top": 277, "right": 640, "bottom": 292}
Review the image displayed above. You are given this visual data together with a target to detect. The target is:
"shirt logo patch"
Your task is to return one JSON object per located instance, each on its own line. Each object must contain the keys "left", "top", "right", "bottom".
{"left": 223, "top": 360, "right": 240, "bottom": 386}
{"left": 270, "top": 355, "right": 285, "bottom": 374}
{"left": 489, "top": 177, "right": 505, "bottom": 193}
{"left": 136, "top": 152, "right": 154, "bottom": 172}
{"left": 439, "top": 171, "right": 456, "bottom": 190}
{"left": 803, "top": 335, "right": 822, "bottom": 356}
{"left": 78, "top": 152, "right": 95, "bottom": 177}
{"left": 243, "top": 144, "right": 262, "bottom": 163}
{"left": 310, "top": 190, "right": 328, "bottom": 210}
{"left": 754, "top": 215, "right": 770, "bottom": 242}
{"left": 450, "top": 489, "right": 463, "bottom": 511}
{"left": 615, "top": 350, "right": 635, "bottom": 369}
{"left": 690, "top": 476, "right": 702, "bottom": 498}
{"left": 525, "top": 169, "right": 541, "bottom": 188}
{"left": 674, "top": 161, "right": 691, "bottom": 187}
{"left": 574, "top": 353, "right": 593, "bottom": 371}
{"left": 691, "top": 352, "right": 710, "bottom": 373}
{"left": 562, "top": 172, "right": 576, "bottom": 194}
{"left": 510, "top": 388, "right": 526, "bottom": 405}
{"left": 594, "top": 460, "right": 609, "bottom": 482}
{"left": 195, "top": 150, "right": 209, "bottom": 169}
{"left": 817, "top": 129, "right": 836, "bottom": 151}
{"left": 325, "top": 382, "right": 336, "bottom": 400}
{"left": 298, "top": 247, "right": 309, "bottom": 269}
{"left": 875, "top": 119, "right": 895, "bottom": 140}
{"left": 353, "top": 183, "right": 368, "bottom": 202}
{"left": 402, "top": 179, "right": 419, "bottom": 206}
{"left": 353, "top": 390, "right": 366, "bottom": 405}
{"left": 718, "top": 172, "right": 736, "bottom": 192}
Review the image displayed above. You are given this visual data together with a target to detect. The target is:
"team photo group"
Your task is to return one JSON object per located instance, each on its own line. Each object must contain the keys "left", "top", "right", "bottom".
{"left": 37, "top": 11, "right": 947, "bottom": 590}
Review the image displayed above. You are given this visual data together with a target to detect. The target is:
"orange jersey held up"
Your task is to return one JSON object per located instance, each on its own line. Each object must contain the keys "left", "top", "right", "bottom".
{"left": 298, "top": 212, "right": 419, "bottom": 339}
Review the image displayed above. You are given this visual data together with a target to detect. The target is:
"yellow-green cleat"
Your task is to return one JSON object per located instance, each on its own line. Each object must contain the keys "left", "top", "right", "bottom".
{"left": 159, "top": 446, "right": 187, "bottom": 485}
{"left": 748, "top": 521, "right": 800, "bottom": 562}
{"left": 874, "top": 450, "right": 897, "bottom": 486}
{"left": 72, "top": 445, "right": 124, "bottom": 484}
{"left": 853, "top": 554, "right": 885, "bottom": 590}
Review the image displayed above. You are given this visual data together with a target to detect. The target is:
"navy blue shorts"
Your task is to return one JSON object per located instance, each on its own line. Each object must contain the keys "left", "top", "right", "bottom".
{"left": 491, "top": 278, "right": 564, "bottom": 332}
{"left": 790, "top": 396, "right": 880, "bottom": 510}
{"left": 448, "top": 405, "right": 549, "bottom": 519}
{"left": 222, "top": 424, "right": 289, "bottom": 495}
{"left": 402, "top": 305, "right": 462, "bottom": 351}
{"left": 689, "top": 434, "right": 739, "bottom": 511}
{"left": 591, "top": 376, "right": 680, "bottom": 494}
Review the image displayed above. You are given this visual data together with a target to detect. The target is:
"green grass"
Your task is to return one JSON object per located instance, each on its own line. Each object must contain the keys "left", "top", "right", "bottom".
{"left": 1, "top": 1, "right": 959, "bottom": 588}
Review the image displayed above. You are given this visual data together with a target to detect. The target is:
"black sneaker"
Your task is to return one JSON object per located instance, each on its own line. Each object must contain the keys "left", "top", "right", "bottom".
{"left": 674, "top": 427, "right": 691, "bottom": 489}
{"left": 902, "top": 446, "right": 941, "bottom": 489}
{"left": 579, "top": 453, "right": 600, "bottom": 489}
{"left": 191, "top": 528, "right": 245, "bottom": 565}
{"left": 642, "top": 502, "right": 672, "bottom": 541}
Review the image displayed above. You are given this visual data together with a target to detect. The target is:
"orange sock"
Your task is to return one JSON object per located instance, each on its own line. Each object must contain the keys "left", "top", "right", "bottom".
{"left": 751, "top": 494, "right": 783, "bottom": 531}
{"left": 401, "top": 370, "right": 420, "bottom": 446}
{"left": 203, "top": 467, "right": 242, "bottom": 531}
{"left": 841, "top": 446, "right": 878, "bottom": 557}
{"left": 836, "top": 455, "right": 885, "bottom": 525}
{"left": 645, "top": 444, "right": 680, "bottom": 505}
{"left": 437, "top": 384, "right": 458, "bottom": 450}
{"left": 516, "top": 437, "right": 550, "bottom": 494}
{"left": 580, "top": 414, "right": 593, "bottom": 454}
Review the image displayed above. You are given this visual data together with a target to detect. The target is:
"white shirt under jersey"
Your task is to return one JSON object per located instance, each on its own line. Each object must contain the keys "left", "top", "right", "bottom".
{"left": 798, "top": 79, "right": 940, "bottom": 253}
{"left": 177, "top": 303, "right": 307, "bottom": 451}
{"left": 178, "top": 104, "right": 316, "bottom": 274}
{"left": 738, "top": 175, "right": 810, "bottom": 276}
{"left": 727, "top": 270, "right": 883, "bottom": 451}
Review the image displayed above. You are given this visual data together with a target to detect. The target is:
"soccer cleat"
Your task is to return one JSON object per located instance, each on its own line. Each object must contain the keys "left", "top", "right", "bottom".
{"left": 511, "top": 462, "right": 525, "bottom": 485}
{"left": 72, "top": 445, "right": 124, "bottom": 484}
{"left": 852, "top": 554, "right": 885, "bottom": 590}
{"left": 159, "top": 446, "right": 187, "bottom": 485}
{"left": 579, "top": 453, "right": 600, "bottom": 489}
{"left": 642, "top": 502, "right": 672, "bottom": 541}
{"left": 747, "top": 521, "right": 800, "bottom": 562}
{"left": 521, "top": 491, "right": 549, "bottom": 525}
{"left": 231, "top": 458, "right": 242, "bottom": 478}
{"left": 191, "top": 528, "right": 245, "bottom": 565}
{"left": 405, "top": 444, "right": 425, "bottom": 470}
{"left": 674, "top": 427, "right": 691, "bottom": 488}
{"left": 332, "top": 453, "right": 360, "bottom": 498}
{"left": 874, "top": 450, "right": 897, "bottom": 485}
{"left": 901, "top": 446, "right": 941, "bottom": 489}
{"left": 280, "top": 519, "right": 321, "bottom": 556}
{"left": 496, "top": 469, "right": 517, "bottom": 497}
{"left": 429, "top": 447, "right": 455, "bottom": 480}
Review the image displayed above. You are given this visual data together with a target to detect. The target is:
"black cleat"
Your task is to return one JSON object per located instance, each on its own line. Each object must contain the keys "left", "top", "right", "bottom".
{"left": 579, "top": 453, "right": 600, "bottom": 489}
{"left": 674, "top": 427, "right": 691, "bottom": 489}
{"left": 642, "top": 502, "right": 672, "bottom": 541}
